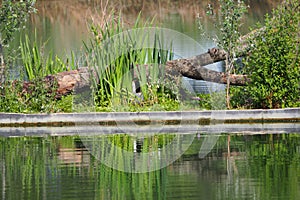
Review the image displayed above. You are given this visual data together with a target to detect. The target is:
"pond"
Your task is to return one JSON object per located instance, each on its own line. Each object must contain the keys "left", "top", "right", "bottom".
{"left": 1, "top": 131, "right": 300, "bottom": 200}
{"left": 3, "top": 1, "right": 299, "bottom": 200}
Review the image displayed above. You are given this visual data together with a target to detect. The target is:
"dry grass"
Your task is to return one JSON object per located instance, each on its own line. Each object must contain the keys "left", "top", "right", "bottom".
{"left": 34, "top": 0, "right": 282, "bottom": 27}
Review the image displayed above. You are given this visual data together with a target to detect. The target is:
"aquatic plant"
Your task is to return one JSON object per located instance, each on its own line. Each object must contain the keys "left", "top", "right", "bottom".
{"left": 20, "top": 32, "right": 75, "bottom": 80}
{"left": 84, "top": 14, "right": 178, "bottom": 111}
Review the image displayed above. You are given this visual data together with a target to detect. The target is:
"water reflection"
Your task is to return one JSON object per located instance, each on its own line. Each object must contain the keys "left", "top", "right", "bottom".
{"left": 58, "top": 145, "right": 90, "bottom": 166}
{"left": 26, "top": 0, "right": 281, "bottom": 57}
{"left": 1, "top": 133, "right": 300, "bottom": 199}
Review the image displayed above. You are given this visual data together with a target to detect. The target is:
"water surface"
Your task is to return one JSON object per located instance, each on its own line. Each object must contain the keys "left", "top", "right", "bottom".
{"left": 1, "top": 133, "right": 300, "bottom": 200}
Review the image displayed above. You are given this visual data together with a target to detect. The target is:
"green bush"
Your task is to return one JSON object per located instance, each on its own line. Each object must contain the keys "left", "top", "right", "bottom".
{"left": 0, "top": 79, "right": 72, "bottom": 113}
{"left": 232, "top": 0, "right": 300, "bottom": 109}
{"left": 0, "top": 0, "right": 36, "bottom": 46}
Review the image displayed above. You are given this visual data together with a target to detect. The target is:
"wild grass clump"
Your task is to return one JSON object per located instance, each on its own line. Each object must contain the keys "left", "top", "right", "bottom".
{"left": 20, "top": 32, "right": 76, "bottom": 80}
{"left": 83, "top": 14, "right": 183, "bottom": 111}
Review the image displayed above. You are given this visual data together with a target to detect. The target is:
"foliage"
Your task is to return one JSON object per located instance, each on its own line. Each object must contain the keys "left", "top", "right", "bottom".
{"left": 0, "top": 0, "right": 36, "bottom": 46}
{"left": 0, "top": 79, "right": 72, "bottom": 113}
{"left": 218, "top": 0, "right": 247, "bottom": 108}
{"left": 0, "top": 0, "right": 37, "bottom": 84}
{"left": 232, "top": 0, "right": 300, "bottom": 108}
{"left": 202, "top": 0, "right": 247, "bottom": 108}
{"left": 0, "top": 30, "right": 74, "bottom": 113}
{"left": 84, "top": 14, "right": 180, "bottom": 111}
{"left": 196, "top": 92, "right": 227, "bottom": 110}
{"left": 20, "top": 32, "right": 74, "bottom": 80}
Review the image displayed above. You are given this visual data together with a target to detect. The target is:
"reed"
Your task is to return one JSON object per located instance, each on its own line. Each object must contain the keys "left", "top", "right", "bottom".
{"left": 20, "top": 31, "right": 74, "bottom": 80}
{"left": 84, "top": 14, "right": 175, "bottom": 111}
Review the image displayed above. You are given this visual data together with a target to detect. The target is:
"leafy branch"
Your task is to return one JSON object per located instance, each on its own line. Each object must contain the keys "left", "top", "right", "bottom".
{"left": 0, "top": 0, "right": 36, "bottom": 46}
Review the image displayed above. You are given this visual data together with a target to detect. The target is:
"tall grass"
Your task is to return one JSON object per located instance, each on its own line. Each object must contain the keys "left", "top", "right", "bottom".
{"left": 84, "top": 14, "right": 175, "bottom": 110}
{"left": 20, "top": 32, "right": 75, "bottom": 80}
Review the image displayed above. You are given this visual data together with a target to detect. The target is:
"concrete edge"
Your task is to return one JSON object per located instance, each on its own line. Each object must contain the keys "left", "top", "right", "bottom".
{"left": 0, "top": 123, "right": 299, "bottom": 137}
{"left": 0, "top": 108, "right": 299, "bottom": 126}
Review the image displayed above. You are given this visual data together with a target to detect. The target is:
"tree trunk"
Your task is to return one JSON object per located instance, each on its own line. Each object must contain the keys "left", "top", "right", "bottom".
{"left": 165, "top": 48, "right": 249, "bottom": 86}
{"left": 0, "top": 43, "right": 5, "bottom": 84}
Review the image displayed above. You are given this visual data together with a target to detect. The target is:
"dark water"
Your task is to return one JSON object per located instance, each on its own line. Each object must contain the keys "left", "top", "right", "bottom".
{"left": 1, "top": 133, "right": 300, "bottom": 200}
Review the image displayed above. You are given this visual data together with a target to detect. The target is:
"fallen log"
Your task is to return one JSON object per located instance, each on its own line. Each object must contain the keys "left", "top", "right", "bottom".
{"left": 44, "top": 26, "right": 267, "bottom": 97}
{"left": 44, "top": 47, "right": 250, "bottom": 98}
{"left": 166, "top": 48, "right": 250, "bottom": 86}
{"left": 1, "top": 46, "right": 249, "bottom": 99}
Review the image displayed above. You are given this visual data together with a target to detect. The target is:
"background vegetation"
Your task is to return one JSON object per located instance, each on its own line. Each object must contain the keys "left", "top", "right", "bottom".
{"left": 0, "top": 0, "right": 299, "bottom": 113}
{"left": 231, "top": 0, "right": 300, "bottom": 109}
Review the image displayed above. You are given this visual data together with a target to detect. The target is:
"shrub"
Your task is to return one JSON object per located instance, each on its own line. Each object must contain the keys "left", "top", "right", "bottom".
{"left": 232, "top": 0, "right": 300, "bottom": 109}
{"left": 0, "top": 79, "right": 72, "bottom": 113}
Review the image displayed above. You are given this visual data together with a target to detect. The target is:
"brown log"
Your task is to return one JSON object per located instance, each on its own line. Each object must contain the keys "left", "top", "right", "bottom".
{"left": 49, "top": 67, "right": 95, "bottom": 98}
{"left": 166, "top": 48, "right": 250, "bottom": 86}
{"left": 1, "top": 47, "right": 250, "bottom": 98}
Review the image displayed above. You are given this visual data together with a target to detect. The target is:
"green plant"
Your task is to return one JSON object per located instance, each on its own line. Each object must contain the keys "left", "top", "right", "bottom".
{"left": 84, "top": 14, "right": 176, "bottom": 111}
{"left": 232, "top": 0, "right": 300, "bottom": 108}
{"left": 0, "top": 78, "right": 72, "bottom": 113}
{"left": 200, "top": 0, "right": 247, "bottom": 109}
{"left": 0, "top": 0, "right": 36, "bottom": 46}
{"left": 20, "top": 33, "right": 72, "bottom": 80}
{"left": 0, "top": 0, "right": 36, "bottom": 83}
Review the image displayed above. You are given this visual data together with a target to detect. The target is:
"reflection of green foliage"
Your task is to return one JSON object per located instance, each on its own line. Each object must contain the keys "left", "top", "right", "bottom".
{"left": 1, "top": 137, "right": 52, "bottom": 199}
{"left": 0, "top": 136, "right": 169, "bottom": 200}
{"left": 244, "top": 134, "right": 300, "bottom": 199}
{"left": 1, "top": 134, "right": 300, "bottom": 199}
{"left": 107, "top": 134, "right": 176, "bottom": 152}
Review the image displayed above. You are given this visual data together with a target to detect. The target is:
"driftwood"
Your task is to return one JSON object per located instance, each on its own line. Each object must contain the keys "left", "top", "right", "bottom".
{"left": 163, "top": 27, "right": 266, "bottom": 86}
{"left": 165, "top": 48, "right": 249, "bottom": 86}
